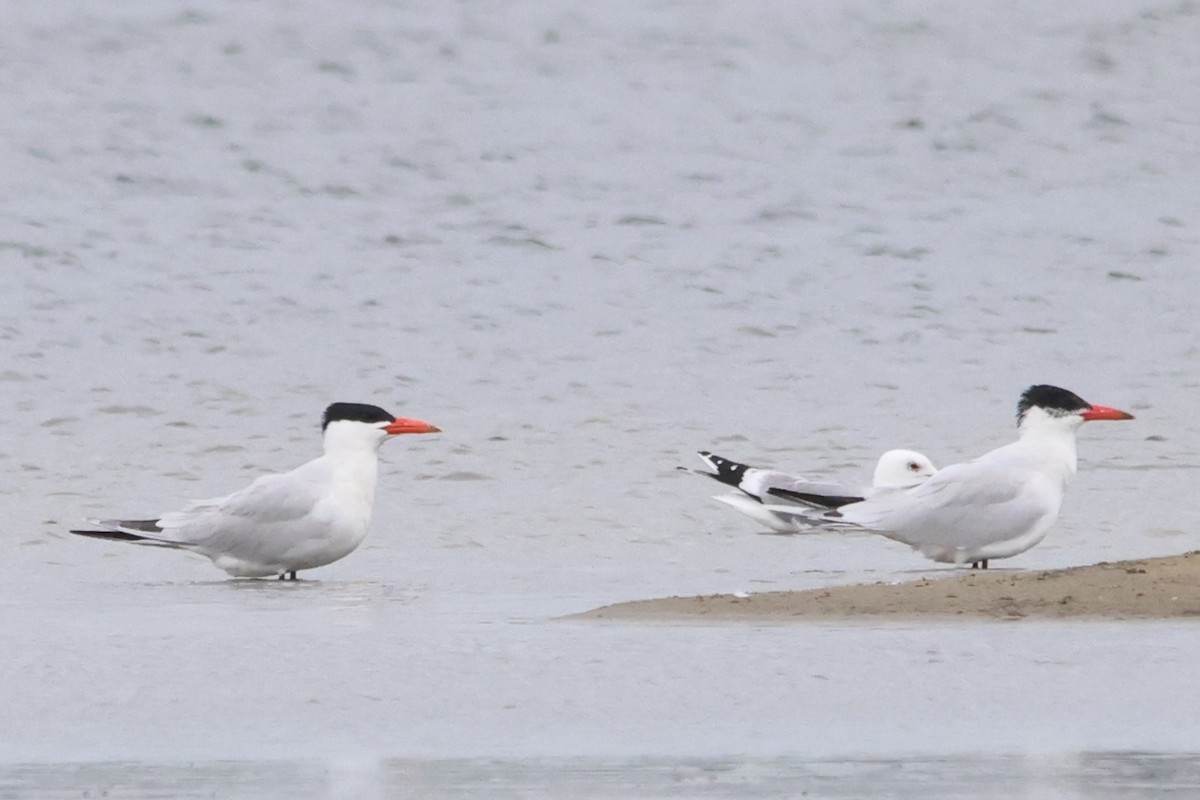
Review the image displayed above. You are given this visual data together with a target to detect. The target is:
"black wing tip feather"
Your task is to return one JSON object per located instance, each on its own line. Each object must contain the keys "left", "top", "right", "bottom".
{"left": 69, "top": 529, "right": 152, "bottom": 543}
{"left": 696, "top": 451, "right": 753, "bottom": 489}
{"left": 70, "top": 518, "right": 164, "bottom": 542}
{"left": 767, "top": 487, "right": 865, "bottom": 509}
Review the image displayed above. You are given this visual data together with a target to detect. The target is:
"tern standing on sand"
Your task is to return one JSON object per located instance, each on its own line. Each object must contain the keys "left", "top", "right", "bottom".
{"left": 784, "top": 385, "right": 1134, "bottom": 568}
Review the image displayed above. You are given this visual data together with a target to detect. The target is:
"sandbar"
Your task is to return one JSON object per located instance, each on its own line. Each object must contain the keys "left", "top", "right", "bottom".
{"left": 576, "top": 552, "right": 1200, "bottom": 621}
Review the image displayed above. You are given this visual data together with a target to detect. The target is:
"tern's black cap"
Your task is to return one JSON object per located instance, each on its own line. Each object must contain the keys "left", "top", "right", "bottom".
{"left": 1016, "top": 385, "right": 1090, "bottom": 424}
{"left": 322, "top": 403, "right": 395, "bottom": 431}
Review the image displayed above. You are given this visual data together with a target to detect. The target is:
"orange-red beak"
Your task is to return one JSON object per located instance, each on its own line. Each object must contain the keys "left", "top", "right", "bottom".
{"left": 1082, "top": 405, "right": 1134, "bottom": 421}
{"left": 385, "top": 417, "right": 442, "bottom": 435}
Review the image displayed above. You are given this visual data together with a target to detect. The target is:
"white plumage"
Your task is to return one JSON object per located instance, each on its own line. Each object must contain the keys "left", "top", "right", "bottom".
{"left": 71, "top": 402, "right": 440, "bottom": 579}
{"left": 825, "top": 385, "right": 1133, "bottom": 567}
{"left": 689, "top": 448, "right": 938, "bottom": 534}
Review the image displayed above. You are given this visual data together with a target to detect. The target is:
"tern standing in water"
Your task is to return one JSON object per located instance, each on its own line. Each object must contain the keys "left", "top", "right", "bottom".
{"left": 71, "top": 402, "right": 441, "bottom": 579}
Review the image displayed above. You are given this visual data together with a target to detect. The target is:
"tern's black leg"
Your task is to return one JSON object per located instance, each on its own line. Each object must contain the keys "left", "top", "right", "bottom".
{"left": 278, "top": 571, "right": 298, "bottom": 581}
{"left": 981, "top": 560, "right": 988, "bottom": 570}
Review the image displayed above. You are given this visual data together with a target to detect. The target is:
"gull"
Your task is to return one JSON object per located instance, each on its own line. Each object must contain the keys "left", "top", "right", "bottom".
{"left": 685, "top": 449, "right": 937, "bottom": 534}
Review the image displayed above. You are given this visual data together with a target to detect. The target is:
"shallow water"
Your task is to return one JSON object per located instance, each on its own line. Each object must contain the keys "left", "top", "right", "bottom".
{"left": 3, "top": 0, "right": 1200, "bottom": 795}
{"left": 7, "top": 753, "right": 1200, "bottom": 800}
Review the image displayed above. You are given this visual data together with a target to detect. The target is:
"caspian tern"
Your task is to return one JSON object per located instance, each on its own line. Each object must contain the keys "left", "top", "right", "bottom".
{"left": 70, "top": 402, "right": 441, "bottom": 579}
{"left": 779, "top": 385, "right": 1134, "bottom": 568}
{"left": 685, "top": 449, "right": 938, "bottom": 534}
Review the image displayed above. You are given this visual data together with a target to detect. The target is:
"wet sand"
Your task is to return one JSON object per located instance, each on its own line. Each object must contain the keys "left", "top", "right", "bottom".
{"left": 578, "top": 552, "right": 1200, "bottom": 621}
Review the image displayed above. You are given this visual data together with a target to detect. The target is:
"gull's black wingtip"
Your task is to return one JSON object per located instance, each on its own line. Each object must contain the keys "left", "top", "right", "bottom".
{"left": 767, "top": 487, "right": 865, "bottom": 509}
{"left": 696, "top": 452, "right": 753, "bottom": 489}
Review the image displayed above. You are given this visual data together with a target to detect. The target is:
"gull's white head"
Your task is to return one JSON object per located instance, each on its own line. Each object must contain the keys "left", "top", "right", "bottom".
{"left": 872, "top": 449, "right": 937, "bottom": 489}
{"left": 321, "top": 402, "right": 441, "bottom": 451}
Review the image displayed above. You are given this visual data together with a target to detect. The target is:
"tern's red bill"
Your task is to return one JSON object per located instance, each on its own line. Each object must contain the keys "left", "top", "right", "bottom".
{"left": 1081, "top": 405, "right": 1135, "bottom": 421}
{"left": 385, "top": 417, "right": 442, "bottom": 435}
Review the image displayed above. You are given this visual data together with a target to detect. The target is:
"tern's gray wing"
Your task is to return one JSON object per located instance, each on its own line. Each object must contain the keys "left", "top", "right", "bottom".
{"left": 834, "top": 461, "right": 1059, "bottom": 551}
{"left": 159, "top": 470, "right": 325, "bottom": 545}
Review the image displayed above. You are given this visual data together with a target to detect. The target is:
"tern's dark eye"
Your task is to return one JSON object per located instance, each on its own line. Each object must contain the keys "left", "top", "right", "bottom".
{"left": 908, "top": 462, "right": 920, "bottom": 471}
